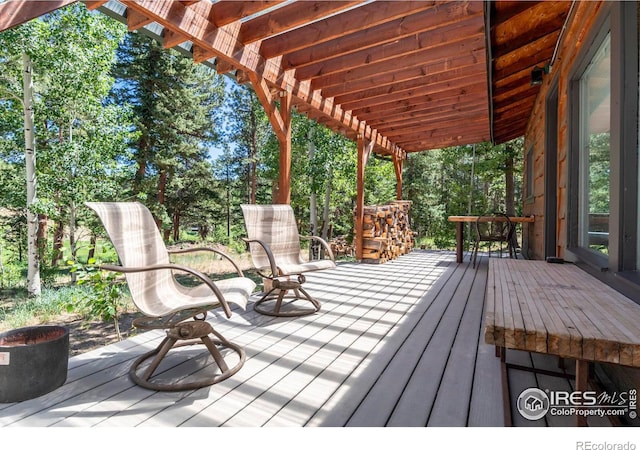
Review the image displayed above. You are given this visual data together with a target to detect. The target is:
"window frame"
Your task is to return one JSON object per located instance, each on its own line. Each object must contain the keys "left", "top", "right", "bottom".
{"left": 566, "top": 2, "right": 639, "bottom": 301}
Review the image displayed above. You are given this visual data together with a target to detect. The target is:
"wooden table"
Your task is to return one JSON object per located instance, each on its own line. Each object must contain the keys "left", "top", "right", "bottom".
{"left": 485, "top": 259, "right": 640, "bottom": 426}
{"left": 447, "top": 215, "right": 535, "bottom": 263}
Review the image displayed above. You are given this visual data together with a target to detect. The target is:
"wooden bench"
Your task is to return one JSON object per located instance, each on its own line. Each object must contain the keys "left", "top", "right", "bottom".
{"left": 484, "top": 259, "right": 640, "bottom": 426}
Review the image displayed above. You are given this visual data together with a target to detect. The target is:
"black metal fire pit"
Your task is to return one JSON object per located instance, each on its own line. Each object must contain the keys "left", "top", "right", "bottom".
{"left": 0, "top": 325, "right": 69, "bottom": 403}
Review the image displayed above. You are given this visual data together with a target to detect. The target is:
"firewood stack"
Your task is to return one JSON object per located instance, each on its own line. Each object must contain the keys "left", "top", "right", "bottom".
{"left": 329, "top": 235, "right": 355, "bottom": 258}
{"left": 359, "top": 200, "right": 415, "bottom": 263}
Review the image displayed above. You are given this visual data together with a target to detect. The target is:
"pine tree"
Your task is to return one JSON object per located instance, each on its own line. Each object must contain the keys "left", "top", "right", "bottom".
{"left": 112, "top": 32, "right": 226, "bottom": 239}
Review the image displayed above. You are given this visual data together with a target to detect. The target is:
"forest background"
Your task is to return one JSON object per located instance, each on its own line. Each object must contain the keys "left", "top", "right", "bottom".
{"left": 0, "top": 4, "right": 522, "bottom": 334}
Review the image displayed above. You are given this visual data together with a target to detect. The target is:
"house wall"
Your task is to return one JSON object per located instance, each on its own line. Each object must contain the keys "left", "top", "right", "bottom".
{"left": 523, "top": 1, "right": 605, "bottom": 261}
{"left": 522, "top": 1, "right": 640, "bottom": 420}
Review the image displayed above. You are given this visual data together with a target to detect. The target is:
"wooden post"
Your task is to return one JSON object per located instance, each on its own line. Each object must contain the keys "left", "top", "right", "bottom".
{"left": 393, "top": 148, "right": 404, "bottom": 200}
{"left": 278, "top": 91, "right": 292, "bottom": 204}
{"left": 247, "top": 73, "right": 292, "bottom": 204}
{"left": 355, "top": 136, "right": 373, "bottom": 261}
{"left": 575, "top": 360, "right": 589, "bottom": 427}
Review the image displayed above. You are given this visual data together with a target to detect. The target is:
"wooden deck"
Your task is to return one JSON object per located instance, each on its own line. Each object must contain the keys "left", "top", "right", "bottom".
{"left": 0, "top": 251, "right": 612, "bottom": 427}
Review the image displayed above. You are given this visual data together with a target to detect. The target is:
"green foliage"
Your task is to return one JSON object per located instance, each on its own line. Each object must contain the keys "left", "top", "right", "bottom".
{"left": 404, "top": 139, "right": 524, "bottom": 248}
{"left": 70, "top": 256, "right": 127, "bottom": 340}
{"left": 112, "top": 32, "right": 226, "bottom": 239}
{"left": 0, "top": 285, "right": 84, "bottom": 330}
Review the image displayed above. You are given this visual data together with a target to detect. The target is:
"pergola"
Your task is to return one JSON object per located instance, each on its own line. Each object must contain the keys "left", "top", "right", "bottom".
{"left": 0, "top": 0, "right": 572, "bottom": 258}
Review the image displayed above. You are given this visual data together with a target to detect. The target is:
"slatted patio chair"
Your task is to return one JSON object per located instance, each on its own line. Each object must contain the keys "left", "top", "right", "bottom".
{"left": 472, "top": 212, "right": 516, "bottom": 268}
{"left": 241, "top": 204, "right": 336, "bottom": 317}
{"left": 86, "top": 202, "right": 256, "bottom": 391}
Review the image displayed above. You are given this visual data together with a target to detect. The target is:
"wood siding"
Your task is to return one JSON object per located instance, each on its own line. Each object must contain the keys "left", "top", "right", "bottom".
{"left": 523, "top": 1, "right": 605, "bottom": 260}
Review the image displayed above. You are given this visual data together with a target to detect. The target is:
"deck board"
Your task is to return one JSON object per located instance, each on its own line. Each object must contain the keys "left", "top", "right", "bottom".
{"left": 2, "top": 250, "right": 596, "bottom": 428}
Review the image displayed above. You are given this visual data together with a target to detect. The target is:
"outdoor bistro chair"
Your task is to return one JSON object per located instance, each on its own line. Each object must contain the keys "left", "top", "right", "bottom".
{"left": 472, "top": 212, "right": 516, "bottom": 268}
{"left": 241, "top": 204, "right": 336, "bottom": 317}
{"left": 86, "top": 202, "right": 256, "bottom": 391}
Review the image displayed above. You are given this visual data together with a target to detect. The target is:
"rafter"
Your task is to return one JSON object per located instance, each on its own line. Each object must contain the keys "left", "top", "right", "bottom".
{"left": 260, "top": 1, "right": 438, "bottom": 59}
{"left": 283, "top": 2, "right": 483, "bottom": 71}
{"left": 239, "top": 1, "right": 359, "bottom": 45}
{"left": 0, "top": 0, "right": 76, "bottom": 32}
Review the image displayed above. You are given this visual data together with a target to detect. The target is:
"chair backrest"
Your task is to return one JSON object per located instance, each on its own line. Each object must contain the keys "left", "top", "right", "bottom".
{"left": 241, "top": 204, "right": 303, "bottom": 269}
{"left": 86, "top": 202, "right": 175, "bottom": 317}
{"left": 475, "top": 213, "right": 512, "bottom": 241}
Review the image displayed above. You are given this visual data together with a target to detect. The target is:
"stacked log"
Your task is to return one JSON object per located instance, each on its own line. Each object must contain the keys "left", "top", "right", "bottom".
{"left": 329, "top": 235, "right": 355, "bottom": 258}
{"left": 359, "top": 200, "right": 415, "bottom": 263}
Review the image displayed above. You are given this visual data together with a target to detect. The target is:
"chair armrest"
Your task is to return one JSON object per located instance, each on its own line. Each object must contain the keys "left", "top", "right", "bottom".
{"left": 299, "top": 235, "right": 336, "bottom": 261}
{"left": 241, "top": 238, "right": 279, "bottom": 277}
{"left": 99, "top": 263, "right": 233, "bottom": 318}
{"left": 167, "top": 247, "right": 244, "bottom": 277}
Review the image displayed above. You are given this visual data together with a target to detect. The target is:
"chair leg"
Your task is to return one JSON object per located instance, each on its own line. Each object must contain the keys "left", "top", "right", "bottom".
{"left": 129, "top": 320, "right": 245, "bottom": 391}
{"left": 253, "top": 277, "right": 321, "bottom": 317}
{"left": 472, "top": 241, "right": 479, "bottom": 268}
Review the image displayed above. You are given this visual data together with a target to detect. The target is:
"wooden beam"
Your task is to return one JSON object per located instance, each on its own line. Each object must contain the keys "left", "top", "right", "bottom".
{"left": 368, "top": 101, "right": 488, "bottom": 129}
{"left": 248, "top": 71, "right": 293, "bottom": 204}
{"left": 293, "top": 17, "right": 485, "bottom": 81}
{"left": 162, "top": 28, "right": 189, "bottom": 49}
{"left": 121, "top": 0, "right": 389, "bottom": 153}
{"left": 83, "top": 1, "right": 108, "bottom": 11}
{"left": 126, "top": 7, "right": 154, "bottom": 31}
{"left": 281, "top": 2, "right": 482, "bottom": 70}
{"left": 354, "top": 92, "right": 489, "bottom": 123}
{"left": 334, "top": 64, "right": 487, "bottom": 107}
{"left": 310, "top": 41, "right": 486, "bottom": 90}
{"left": 350, "top": 82, "right": 487, "bottom": 117}
{"left": 355, "top": 136, "right": 374, "bottom": 261}
{"left": 393, "top": 149, "right": 405, "bottom": 200}
{"left": 208, "top": 1, "right": 285, "bottom": 28}
{"left": 0, "top": 0, "right": 76, "bottom": 32}
{"left": 491, "top": 1, "right": 570, "bottom": 57}
{"left": 248, "top": 72, "right": 287, "bottom": 142}
{"left": 278, "top": 91, "right": 293, "bottom": 205}
{"left": 318, "top": 53, "right": 484, "bottom": 99}
{"left": 260, "top": 1, "right": 440, "bottom": 59}
{"left": 239, "top": 1, "right": 359, "bottom": 45}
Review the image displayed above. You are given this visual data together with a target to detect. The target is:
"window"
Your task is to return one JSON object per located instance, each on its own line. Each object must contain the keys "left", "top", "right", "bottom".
{"left": 567, "top": 2, "right": 640, "bottom": 301}
{"left": 577, "top": 34, "right": 610, "bottom": 256}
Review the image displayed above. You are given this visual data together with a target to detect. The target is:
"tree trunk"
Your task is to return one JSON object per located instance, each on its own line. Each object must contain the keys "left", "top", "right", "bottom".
{"left": 249, "top": 110, "right": 258, "bottom": 204}
{"left": 157, "top": 168, "right": 167, "bottom": 230}
{"left": 36, "top": 213, "right": 47, "bottom": 261}
{"left": 69, "top": 199, "right": 77, "bottom": 283}
{"left": 88, "top": 234, "right": 97, "bottom": 261}
{"left": 173, "top": 210, "right": 180, "bottom": 242}
{"left": 308, "top": 131, "right": 318, "bottom": 259}
{"left": 23, "top": 52, "right": 41, "bottom": 296}
{"left": 321, "top": 165, "right": 332, "bottom": 242}
{"left": 52, "top": 218, "right": 64, "bottom": 266}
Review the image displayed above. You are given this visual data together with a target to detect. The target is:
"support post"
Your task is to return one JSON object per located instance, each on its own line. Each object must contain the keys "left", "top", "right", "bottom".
{"left": 278, "top": 91, "right": 292, "bottom": 204}
{"left": 355, "top": 135, "right": 373, "bottom": 261}
{"left": 575, "top": 360, "right": 589, "bottom": 427}
{"left": 247, "top": 72, "right": 292, "bottom": 204}
{"left": 392, "top": 148, "right": 405, "bottom": 200}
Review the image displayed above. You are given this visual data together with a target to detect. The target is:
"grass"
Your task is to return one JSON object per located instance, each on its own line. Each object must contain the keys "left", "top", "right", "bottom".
{"left": 0, "top": 235, "right": 360, "bottom": 334}
{"left": 0, "top": 285, "right": 86, "bottom": 332}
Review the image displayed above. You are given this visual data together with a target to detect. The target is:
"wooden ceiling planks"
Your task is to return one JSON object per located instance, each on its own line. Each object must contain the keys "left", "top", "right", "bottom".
{"left": 0, "top": 0, "right": 76, "bottom": 31}
{"left": 489, "top": 1, "right": 572, "bottom": 144}
{"left": 0, "top": 0, "right": 574, "bottom": 154}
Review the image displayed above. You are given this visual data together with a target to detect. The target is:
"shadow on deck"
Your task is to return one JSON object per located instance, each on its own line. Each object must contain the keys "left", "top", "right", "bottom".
{"left": 0, "top": 250, "right": 613, "bottom": 428}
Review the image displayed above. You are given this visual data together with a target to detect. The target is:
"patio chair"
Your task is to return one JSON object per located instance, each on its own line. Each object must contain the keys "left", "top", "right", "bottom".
{"left": 472, "top": 212, "right": 516, "bottom": 268}
{"left": 86, "top": 202, "right": 256, "bottom": 391}
{"left": 241, "top": 204, "right": 336, "bottom": 317}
